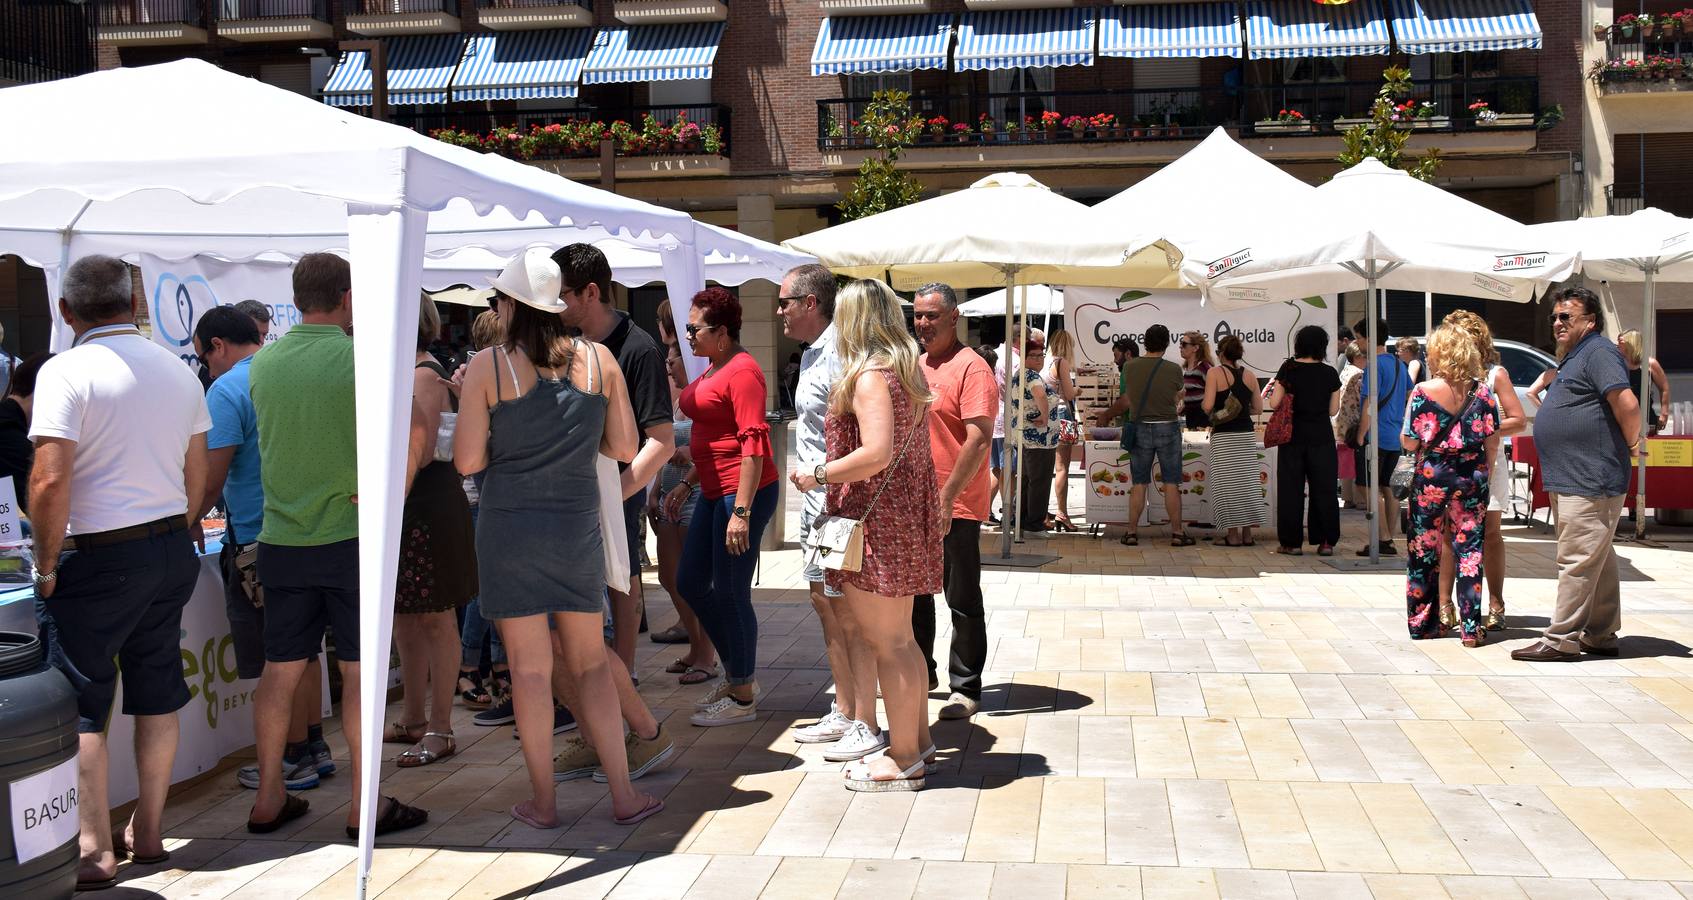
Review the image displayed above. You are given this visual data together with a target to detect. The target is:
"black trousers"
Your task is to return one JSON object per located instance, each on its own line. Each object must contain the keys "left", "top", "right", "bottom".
{"left": 1276, "top": 437, "right": 1340, "bottom": 548}
{"left": 1019, "top": 446, "right": 1057, "bottom": 529}
{"left": 912, "top": 518, "right": 986, "bottom": 700}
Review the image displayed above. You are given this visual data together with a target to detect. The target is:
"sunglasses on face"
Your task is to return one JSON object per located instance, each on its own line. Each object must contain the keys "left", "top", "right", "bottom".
{"left": 776, "top": 295, "right": 808, "bottom": 310}
{"left": 685, "top": 323, "right": 720, "bottom": 338}
{"left": 1548, "top": 311, "right": 1589, "bottom": 325}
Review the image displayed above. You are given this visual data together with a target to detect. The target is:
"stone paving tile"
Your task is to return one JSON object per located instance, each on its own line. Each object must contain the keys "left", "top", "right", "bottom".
{"left": 106, "top": 494, "right": 1693, "bottom": 897}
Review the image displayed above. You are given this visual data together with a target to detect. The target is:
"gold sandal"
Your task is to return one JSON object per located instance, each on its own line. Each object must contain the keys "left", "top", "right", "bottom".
{"left": 1484, "top": 603, "right": 1505, "bottom": 632}
{"left": 1439, "top": 604, "right": 1458, "bottom": 633}
{"left": 395, "top": 731, "right": 456, "bottom": 768}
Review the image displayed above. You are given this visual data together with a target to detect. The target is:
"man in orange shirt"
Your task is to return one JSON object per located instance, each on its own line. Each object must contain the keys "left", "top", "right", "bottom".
{"left": 912, "top": 283, "right": 998, "bottom": 720}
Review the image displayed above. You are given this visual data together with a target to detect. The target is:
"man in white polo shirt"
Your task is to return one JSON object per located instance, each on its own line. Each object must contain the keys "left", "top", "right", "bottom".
{"left": 30, "top": 255, "right": 210, "bottom": 889}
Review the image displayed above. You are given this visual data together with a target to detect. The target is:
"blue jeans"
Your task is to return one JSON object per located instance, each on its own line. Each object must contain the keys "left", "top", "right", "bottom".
{"left": 459, "top": 505, "right": 505, "bottom": 670}
{"left": 1130, "top": 421, "right": 1183, "bottom": 486}
{"left": 678, "top": 481, "right": 778, "bottom": 685}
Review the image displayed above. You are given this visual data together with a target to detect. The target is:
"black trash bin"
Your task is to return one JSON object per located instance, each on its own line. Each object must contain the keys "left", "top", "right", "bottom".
{"left": 0, "top": 630, "right": 80, "bottom": 899}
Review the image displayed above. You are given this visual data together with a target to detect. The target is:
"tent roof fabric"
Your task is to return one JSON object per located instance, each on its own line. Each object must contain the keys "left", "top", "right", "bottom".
{"left": 321, "top": 33, "right": 466, "bottom": 107}
{"left": 954, "top": 7, "right": 1096, "bottom": 72}
{"left": 1387, "top": 0, "right": 1541, "bottom": 54}
{"left": 452, "top": 29, "right": 595, "bottom": 102}
{"left": 810, "top": 14, "right": 955, "bottom": 76}
{"left": 1242, "top": 0, "right": 1391, "bottom": 59}
{"left": 582, "top": 22, "right": 726, "bottom": 85}
{"left": 1099, "top": 3, "right": 1243, "bottom": 59}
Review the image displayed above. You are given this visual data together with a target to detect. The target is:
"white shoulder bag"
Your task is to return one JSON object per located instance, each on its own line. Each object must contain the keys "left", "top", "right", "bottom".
{"left": 803, "top": 412, "right": 923, "bottom": 573}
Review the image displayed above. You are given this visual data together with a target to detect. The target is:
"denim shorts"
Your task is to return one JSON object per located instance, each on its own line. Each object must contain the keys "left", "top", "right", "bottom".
{"left": 798, "top": 504, "right": 843, "bottom": 598}
{"left": 1130, "top": 420, "right": 1184, "bottom": 486}
{"left": 991, "top": 437, "right": 1005, "bottom": 471}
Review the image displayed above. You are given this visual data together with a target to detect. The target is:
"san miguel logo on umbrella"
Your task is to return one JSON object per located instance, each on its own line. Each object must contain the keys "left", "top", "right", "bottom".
{"left": 1492, "top": 251, "right": 1549, "bottom": 272}
{"left": 1206, "top": 248, "right": 1252, "bottom": 278}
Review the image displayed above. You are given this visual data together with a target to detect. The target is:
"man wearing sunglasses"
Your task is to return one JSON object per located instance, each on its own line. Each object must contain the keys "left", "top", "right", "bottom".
{"left": 1512, "top": 287, "right": 1640, "bottom": 662}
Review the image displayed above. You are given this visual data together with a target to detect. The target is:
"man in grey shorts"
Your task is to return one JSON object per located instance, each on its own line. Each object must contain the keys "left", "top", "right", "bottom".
{"left": 779, "top": 264, "right": 885, "bottom": 760}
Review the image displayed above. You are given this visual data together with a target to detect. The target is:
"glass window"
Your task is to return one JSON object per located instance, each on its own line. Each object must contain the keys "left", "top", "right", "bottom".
{"left": 988, "top": 67, "right": 1056, "bottom": 128}
{"left": 845, "top": 72, "right": 914, "bottom": 121}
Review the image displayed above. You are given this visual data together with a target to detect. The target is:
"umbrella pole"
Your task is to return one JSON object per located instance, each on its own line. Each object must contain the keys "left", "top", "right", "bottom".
{"left": 999, "top": 268, "right": 1019, "bottom": 560}
{"left": 1014, "top": 280, "right": 1029, "bottom": 544}
{"left": 1634, "top": 266, "right": 1656, "bottom": 541}
{"left": 1367, "top": 278, "right": 1381, "bottom": 565}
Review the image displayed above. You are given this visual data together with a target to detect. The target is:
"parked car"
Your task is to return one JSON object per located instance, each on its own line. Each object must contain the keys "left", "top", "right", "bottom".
{"left": 1494, "top": 339, "right": 1557, "bottom": 429}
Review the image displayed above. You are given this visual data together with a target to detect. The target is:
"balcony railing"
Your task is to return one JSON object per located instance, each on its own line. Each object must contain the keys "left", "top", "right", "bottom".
{"left": 1, "top": 0, "right": 98, "bottom": 85}
{"left": 1607, "top": 182, "right": 1646, "bottom": 216}
{"left": 474, "top": 0, "right": 592, "bottom": 8}
{"left": 817, "top": 78, "right": 1542, "bottom": 151}
{"left": 1594, "top": 25, "right": 1693, "bottom": 90}
{"left": 391, "top": 103, "right": 732, "bottom": 158}
{"left": 97, "top": 0, "right": 207, "bottom": 28}
{"left": 352, "top": 0, "right": 458, "bottom": 14}
{"left": 218, "top": 0, "right": 332, "bottom": 21}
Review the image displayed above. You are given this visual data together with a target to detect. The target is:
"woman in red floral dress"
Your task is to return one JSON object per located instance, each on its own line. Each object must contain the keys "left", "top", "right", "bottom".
{"left": 793, "top": 278, "right": 941, "bottom": 792}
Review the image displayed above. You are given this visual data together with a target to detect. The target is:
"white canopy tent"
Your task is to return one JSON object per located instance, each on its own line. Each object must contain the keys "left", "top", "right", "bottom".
{"left": 958, "top": 285, "right": 1062, "bottom": 318}
{"left": 0, "top": 59, "right": 740, "bottom": 897}
{"left": 1181, "top": 158, "right": 1580, "bottom": 564}
{"left": 1525, "top": 208, "right": 1693, "bottom": 538}
{"left": 782, "top": 173, "right": 1135, "bottom": 559}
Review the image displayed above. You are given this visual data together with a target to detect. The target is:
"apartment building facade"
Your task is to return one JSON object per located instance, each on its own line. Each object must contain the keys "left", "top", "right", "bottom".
{"left": 24, "top": 0, "right": 1668, "bottom": 371}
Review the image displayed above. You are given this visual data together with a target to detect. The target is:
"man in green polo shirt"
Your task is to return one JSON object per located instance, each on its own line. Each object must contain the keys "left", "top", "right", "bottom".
{"left": 244, "top": 252, "right": 425, "bottom": 839}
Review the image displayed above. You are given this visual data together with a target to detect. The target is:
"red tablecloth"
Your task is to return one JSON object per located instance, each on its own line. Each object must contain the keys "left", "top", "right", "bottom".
{"left": 1514, "top": 435, "right": 1693, "bottom": 511}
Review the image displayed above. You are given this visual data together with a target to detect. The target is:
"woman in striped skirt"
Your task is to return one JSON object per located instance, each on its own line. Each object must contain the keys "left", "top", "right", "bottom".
{"left": 1202, "top": 335, "right": 1264, "bottom": 546}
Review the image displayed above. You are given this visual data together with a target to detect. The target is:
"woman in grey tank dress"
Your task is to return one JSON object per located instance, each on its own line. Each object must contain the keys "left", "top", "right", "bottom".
{"left": 453, "top": 248, "right": 666, "bottom": 832}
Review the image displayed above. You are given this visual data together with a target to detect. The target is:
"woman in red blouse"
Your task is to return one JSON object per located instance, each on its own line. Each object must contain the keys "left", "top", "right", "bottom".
{"left": 666, "top": 288, "right": 779, "bottom": 727}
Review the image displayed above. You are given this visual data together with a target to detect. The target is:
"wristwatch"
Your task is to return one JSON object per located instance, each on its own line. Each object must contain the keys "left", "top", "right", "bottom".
{"left": 814, "top": 463, "right": 828, "bottom": 485}
{"left": 32, "top": 567, "right": 57, "bottom": 588}
{"left": 732, "top": 506, "right": 750, "bottom": 520}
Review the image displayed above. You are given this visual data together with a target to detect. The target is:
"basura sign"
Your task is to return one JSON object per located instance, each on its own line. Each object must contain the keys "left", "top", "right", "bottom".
{"left": 9, "top": 754, "right": 78, "bottom": 866}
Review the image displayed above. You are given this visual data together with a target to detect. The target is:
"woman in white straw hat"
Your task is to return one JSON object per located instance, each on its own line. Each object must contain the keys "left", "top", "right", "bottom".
{"left": 454, "top": 248, "right": 665, "bottom": 829}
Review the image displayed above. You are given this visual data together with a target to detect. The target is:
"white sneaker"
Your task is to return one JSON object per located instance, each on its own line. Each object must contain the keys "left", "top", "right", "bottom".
{"left": 823, "top": 720, "right": 888, "bottom": 762}
{"left": 694, "top": 681, "right": 759, "bottom": 711}
{"left": 794, "top": 710, "right": 852, "bottom": 745}
{"left": 690, "top": 695, "right": 758, "bottom": 728}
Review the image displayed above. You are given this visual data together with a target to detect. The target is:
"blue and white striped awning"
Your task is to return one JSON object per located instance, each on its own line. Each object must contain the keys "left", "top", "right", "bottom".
{"left": 810, "top": 15, "right": 954, "bottom": 76}
{"left": 320, "top": 34, "right": 466, "bottom": 107}
{"left": 954, "top": 8, "right": 1096, "bottom": 72}
{"left": 1243, "top": 0, "right": 1391, "bottom": 59}
{"left": 581, "top": 22, "right": 726, "bottom": 85}
{"left": 1388, "top": 0, "right": 1541, "bottom": 54}
{"left": 1100, "top": 3, "right": 1242, "bottom": 59}
{"left": 451, "top": 29, "right": 594, "bottom": 101}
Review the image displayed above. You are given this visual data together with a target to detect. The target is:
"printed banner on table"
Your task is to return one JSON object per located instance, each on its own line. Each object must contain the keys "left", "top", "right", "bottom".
{"left": 1063, "top": 287, "right": 1337, "bottom": 376}
{"left": 139, "top": 255, "right": 300, "bottom": 369}
{"left": 1083, "top": 438, "right": 1274, "bottom": 527}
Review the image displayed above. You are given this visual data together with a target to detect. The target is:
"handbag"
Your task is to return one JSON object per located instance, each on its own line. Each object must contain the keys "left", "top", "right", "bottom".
{"left": 803, "top": 410, "right": 923, "bottom": 573}
{"left": 1209, "top": 366, "right": 1245, "bottom": 428}
{"left": 1056, "top": 415, "right": 1082, "bottom": 446}
{"left": 1264, "top": 374, "right": 1295, "bottom": 448}
{"left": 233, "top": 543, "right": 263, "bottom": 609}
{"left": 1118, "top": 359, "right": 1168, "bottom": 453}
{"left": 433, "top": 411, "right": 457, "bottom": 463}
{"left": 1391, "top": 381, "right": 1474, "bottom": 500}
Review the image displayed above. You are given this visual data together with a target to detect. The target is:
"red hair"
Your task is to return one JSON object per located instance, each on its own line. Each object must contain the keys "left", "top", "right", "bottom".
{"left": 691, "top": 287, "right": 742, "bottom": 342}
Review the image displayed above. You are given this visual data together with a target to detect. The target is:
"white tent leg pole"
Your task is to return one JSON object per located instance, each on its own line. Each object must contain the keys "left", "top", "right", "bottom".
{"left": 660, "top": 241, "right": 707, "bottom": 382}
{"left": 348, "top": 205, "right": 428, "bottom": 900}
{"left": 1634, "top": 267, "right": 1656, "bottom": 541}
{"left": 1013, "top": 281, "right": 1029, "bottom": 544}
{"left": 1000, "top": 271, "right": 1017, "bottom": 559}
{"left": 1368, "top": 280, "right": 1381, "bottom": 565}
{"left": 1424, "top": 291, "right": 1433, "bottom": 337}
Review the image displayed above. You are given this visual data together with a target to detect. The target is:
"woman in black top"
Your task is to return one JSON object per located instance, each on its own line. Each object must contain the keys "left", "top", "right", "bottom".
{"left": 1266, "top": 326, "right": 1343, "bottom": 555}
{"left": 0, "top": 352, "right": 53, "bottom": 517}
{"left": 1202, "top": 336, "right": 1263, "bottom": 546}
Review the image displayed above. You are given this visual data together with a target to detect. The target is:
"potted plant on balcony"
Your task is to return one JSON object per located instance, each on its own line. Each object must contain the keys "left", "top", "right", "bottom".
{"left": 977, "top": 113, "right": 996, "bottom": 142}
{"left": 952, "top": 122, "right": 972, "bottom": 143}
{"left": 1090, "top": 113, "right": 1120, "bottom": 139}
{"left": 925, "top": 115, "right": 949, "bottom": 143}
{"left": 1595, "top": 23, "right": 1610, "bottom": 41}
{"left": 1391, "top": 98, "right": 1446, "bottom": 129}
{"left": 1039, "top": 109, "right": 1062, "bottom": 140}
{"left": 1617, "top": 13, "right": 1639, "bottom": 38}
{"left": 702, "top": 123, "right": 725, "bottom": 156}
{"left": 1255, "top": 108, "right": 1312, "bottom": 134}
{"left": 1062, "top": 114, "right": 1089, "bottom": 139}
{"left": 1642, "top": 13, "right": 1659, "bottom": 38}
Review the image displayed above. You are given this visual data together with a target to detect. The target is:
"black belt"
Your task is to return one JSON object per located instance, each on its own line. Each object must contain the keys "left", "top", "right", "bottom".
{"left": 71, "top": 516, "right": 188, "bottom": 551}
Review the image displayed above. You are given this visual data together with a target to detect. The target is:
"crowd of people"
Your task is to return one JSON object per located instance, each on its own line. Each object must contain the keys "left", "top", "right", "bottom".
{"left": 23, "top": 248, "right": 1651, "bottom": 886}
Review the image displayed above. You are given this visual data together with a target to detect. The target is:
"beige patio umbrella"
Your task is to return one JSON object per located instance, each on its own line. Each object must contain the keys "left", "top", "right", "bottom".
{"left": 783, "top": 173, "right": 1136, "bottom": 559}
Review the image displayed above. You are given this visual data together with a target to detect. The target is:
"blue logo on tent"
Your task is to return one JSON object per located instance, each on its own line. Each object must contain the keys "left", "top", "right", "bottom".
{"left": 151, "top": 273, "right": 218, "bottom": 348}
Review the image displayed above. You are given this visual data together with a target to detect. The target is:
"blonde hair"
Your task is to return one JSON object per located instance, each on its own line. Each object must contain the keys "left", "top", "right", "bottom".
{"left": 1183, "top": 331, "right": 1213, "bottom": 366}
{"left": 1618, "top": 329, "right": 1643, "bottom": 366}
{"left": 1427, "top": 324, "right": 1484, "bottom": 384}
{"left": 471, "top": 309, "right": 503, "bottom": 350}
{"left": 1049, "top": 329, "right": 1075, "bottom": 363}
{"left": 417, "top": 293, "right": 441, "bottom": 351}
{"left": 1396, "top": 336, "right": 1420, "bottom": 355}
{"left": 1443, "top": 309, "right": 1498, "bottom": 367}
{"left": 828, "top": 278, "right": 933, "bottom": 416}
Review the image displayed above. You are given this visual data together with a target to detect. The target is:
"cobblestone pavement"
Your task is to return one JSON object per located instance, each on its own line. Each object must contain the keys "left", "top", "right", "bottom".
{"left": 107, "top": 489, "right": 1693, "bottom": 899}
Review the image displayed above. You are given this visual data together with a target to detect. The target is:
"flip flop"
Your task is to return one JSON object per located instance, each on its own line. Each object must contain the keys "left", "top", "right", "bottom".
{"left": 1170, "top": 533, "right": 1197, "bottom": 547}
{"left": 613, "top": 795, "right": 666, "bottom": 826}
{"left": 113, "top": 833, "right": 171, "bottom": 866}
{"left": 679, "top": 664, "right": 719, "bottom": 686}
{"left": 664, "top": 658, "right": 690, "bottom": 674}
{"left": 510, "top": 802, "right": 561, "bottom": 830}
{"left": 246, "top": 793, "right": 310, "bottom": 834}
{"left": 1119, "top": 533, "right": 1139, "bottom": 547}
{"left": 75, "top": 876, "right": 116, "bottom": 892}
{"left": 649, "top": 625, "right": 689, "bottom": 645}
{"left": 345, "top": 796, "right": 428, "bottom": 840}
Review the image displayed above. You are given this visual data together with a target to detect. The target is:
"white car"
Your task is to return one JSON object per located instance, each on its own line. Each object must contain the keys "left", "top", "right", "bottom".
{"left": 1493, "top": 339, "right": 1558, "bottom": 429}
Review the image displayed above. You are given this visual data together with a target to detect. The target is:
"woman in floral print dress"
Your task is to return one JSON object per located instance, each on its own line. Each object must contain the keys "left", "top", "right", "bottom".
{"left": 1402, "top": 325, "right": 1500, "bottom": 647}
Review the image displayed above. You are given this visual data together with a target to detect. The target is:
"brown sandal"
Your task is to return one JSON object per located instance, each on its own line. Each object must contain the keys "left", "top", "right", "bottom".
{"left": 383, "top": 721, "right": 426, "bottom": 744}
